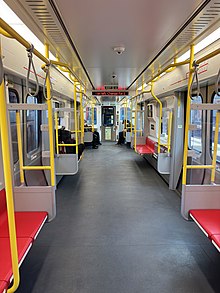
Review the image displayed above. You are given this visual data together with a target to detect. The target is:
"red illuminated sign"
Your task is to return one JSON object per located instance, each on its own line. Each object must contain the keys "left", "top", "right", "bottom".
{"left": 92, "top": 90, "right": 129, "bottom": 96}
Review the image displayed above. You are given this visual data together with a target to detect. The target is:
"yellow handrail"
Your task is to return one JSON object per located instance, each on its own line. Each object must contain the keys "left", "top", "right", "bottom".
{"left": 211, "top": 111, "right": 220, "bottom": 183}
{"left": 45, "top": 44, "right": 55, "bottom": 186}
{"left": 22, "top": 166, "right": 51, "bottom": 170}
{"left": 151, "top": 82, "right": 162, "bottom": 154}
{"left": 74, "top": 84, "right": 78, "bottom": 154}
{"left": 16, "top": 111, "right": 25, "bottom": 184}
{"left": 167, "top": 110, "right": 173, "bottom": 153}
{"left": 182, "top": 45, "right": 195, "bottom": 185}
{"left": 0, "top": 61, "right": 20, "bottom": 292}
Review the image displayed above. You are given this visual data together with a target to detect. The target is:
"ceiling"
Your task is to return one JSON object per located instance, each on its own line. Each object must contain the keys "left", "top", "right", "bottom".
{"left": 3, "top": 0, "right": 220, "bottom": 91}
{"left": 53, "top": 0, "right": 205, "bottom": 89}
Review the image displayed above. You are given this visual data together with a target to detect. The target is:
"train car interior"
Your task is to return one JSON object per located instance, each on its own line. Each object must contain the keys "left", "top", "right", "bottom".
{"left": 0, "top": 0, "right": 220, "bottom": 292}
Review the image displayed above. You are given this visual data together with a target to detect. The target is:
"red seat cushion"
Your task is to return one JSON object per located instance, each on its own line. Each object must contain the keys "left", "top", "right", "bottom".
{"left": 146, "top": 138, "right": 155, "bottom": 152}
{"left": 0, "top": 281, "right": 7, "bottom": 293}
{"left": 0, "top": 212, "right": 47, "bottom": 240}
{"left": 136, "top": 145, "right": 153, "bottom": 154}
{"left": 0, "top": 189, "right": 7, "bottom": 226}
{"left": 190, "top": 210, "right": 220, "bottom": 238}
{"left": 211, "top": 234, "right": 220, "bottom": 252}
{"left": 0, "top": 237, "right": 32, "bottom": 283}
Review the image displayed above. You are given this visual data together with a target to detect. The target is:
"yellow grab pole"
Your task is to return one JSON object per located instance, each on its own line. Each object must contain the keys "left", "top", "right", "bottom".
{"left": 134, "top": 98, "right": 137, "bottom": 152}
{"left": 0, "top": 77, "right": 20, "bottom": 292}
{"left": 91, "top": 103, "right": 94, "bottom": 133}
{"left": 211, "top": 111, "right": 220, "bottom": 183}
{"left": 151, "top": 82, "right": 162, "bottom": 153}
{"left": 45, "top": 44, "right": 55, "bottom": 186}
{"left": 16, "top": 111, "right": 25, "bottom": 184}
{"left": 80, "top": 86, "right": 84, "bottom": 143}
{"left": 182, "top": 45, "right": 195, "bottom": 185}
{"left": 55, "top": 112, "right": 59, "bottom": 155}
{"left": 74, "top": 84, "right": 78, "bottom": 154}
{"left": 167, "top": 111, "right": 173, "bottom": 153}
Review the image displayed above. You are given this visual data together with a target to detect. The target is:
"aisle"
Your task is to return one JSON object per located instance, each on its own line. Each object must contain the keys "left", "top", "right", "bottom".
{"left": 18, "top": 143, "right": 220, "bottom": 293}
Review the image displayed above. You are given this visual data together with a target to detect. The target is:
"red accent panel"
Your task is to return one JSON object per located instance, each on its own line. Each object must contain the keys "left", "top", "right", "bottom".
{"left": 211, "top": 234, "right": 220, "bottom": 250}
{"left": 190, "top": 209, "right": 220, "bottom": 238}
{"left": 0, "top": 212, "right": 47, "bottom": 240}
{"left": 0, "top": 281, "right": 7, "bottom": 293}
{"left": 0, "top": 237, "right": 32, "bottom": 283}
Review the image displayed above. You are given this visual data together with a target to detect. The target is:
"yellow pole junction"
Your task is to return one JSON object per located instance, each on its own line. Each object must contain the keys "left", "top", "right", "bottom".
{"left": 16, "top": 111, "right": 25, "bottom": 184}
{"left": 151, "top": 82, "right": 162, "bottom": 154}
{"left": 182, "top": 45, "right": 195, "bottom": 185}
{"left": 45, "top": 44, "right": 55, "bottom": 186}
{"left": 74, "top": 83, "right": 78, "bottom": 154}
{"left": 211, "top": 111, "right": 220, "bottom": 183}
{"left": 0, "top": 55, "right": 20, "bottom": 292}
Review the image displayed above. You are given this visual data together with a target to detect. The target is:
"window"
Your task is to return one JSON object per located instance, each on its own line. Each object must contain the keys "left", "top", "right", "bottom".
{"left": 9, "top": 89, "right": 19, "bottom": 163}
{"left": 26, "top": 96, "right": 39, "bottom": 154}
{"left": 189, "top": 95, "right": 203, "bottom": 152}
{"left": 85, "top": 107, "right": 97, "bottom": 125}
{"left": 120, "top": 107, "right": 131, "bottom": 122}
{"left": 211, "top": 93, "right": 220, "bottom": 162}
{"left": 161, "top": 109, "right": 169, "bottom": 140}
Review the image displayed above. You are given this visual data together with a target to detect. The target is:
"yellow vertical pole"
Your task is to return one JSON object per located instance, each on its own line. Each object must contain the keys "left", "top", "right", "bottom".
{"left": 167, "top": 110, "right": 173, "bottom": 153}
{"left": 80, "top": 85, "right": 84, "bottom": 143}
{"left": 0, "top": 72, "right": 20, "bottom": 292}
{"left": 74, "top": 83, "right": 78, "bottom": 154}
{"left": 182, "top": 45, "right": 195, "bottom": 185}
{"left": 211, "top": 111, "right": 220, "bottom": 183}
{"left": 16, "top": 111, "right": 25, "bottom": 184}
{"left": 55, "top": 112, "right": 59, "bottom": 155}
{"left": 91, "top": 102, "right": 94, "bottom": 133}
{"left": 151, "top": 82, "right": 162, "bottom": 153}
{"left": 45, "top": 44, "right": 55, "bottom": 186}
{"left": 134, "top": 88, "right": 138, "bottom": 152}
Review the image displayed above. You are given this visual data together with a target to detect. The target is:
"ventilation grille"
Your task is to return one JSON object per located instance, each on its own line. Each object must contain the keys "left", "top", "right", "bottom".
{"left": 137, "top": 0, "right": 220, "bottom": 89}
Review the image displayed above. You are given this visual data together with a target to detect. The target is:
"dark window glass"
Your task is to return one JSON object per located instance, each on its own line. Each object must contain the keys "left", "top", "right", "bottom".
{"left": 26, "top": 96, "right": 39, "bottom": 154}
{"left": 211, "top": 94, "right": 220, "bottom": 162}
{"left": 189, "top": 95, "right": 202, "bottom": 152}
{"left": 9, "top": 90, "right": 19, "bottom": 163}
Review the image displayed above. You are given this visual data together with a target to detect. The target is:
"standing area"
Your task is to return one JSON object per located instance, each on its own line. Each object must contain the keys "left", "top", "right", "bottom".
{"left": 17, "top": 144, "right": 220, "bottom": 293}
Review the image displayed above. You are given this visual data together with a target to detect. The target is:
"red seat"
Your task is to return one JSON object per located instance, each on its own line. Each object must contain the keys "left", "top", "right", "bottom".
{"left": 0, "top": 212, "right": 47, "bottom": 240}
{"left": 190, "top": 209, "right": 220, "bottom": 238}
{"left": 136, "top": 138, "right": 155, "bottom": 155}
{"left": 0, "top": 237, "right": 32, "bottom": 284}
{"left": 0, "top": 281, "right": 7, "bottom": 293}
{"left": 211, "top": 234, "right": 220, "bottom": 252}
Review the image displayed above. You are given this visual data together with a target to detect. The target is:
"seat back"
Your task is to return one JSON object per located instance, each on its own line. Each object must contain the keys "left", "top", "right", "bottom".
{"left": 146, "top": 138, "right": 155, "bottom": 151}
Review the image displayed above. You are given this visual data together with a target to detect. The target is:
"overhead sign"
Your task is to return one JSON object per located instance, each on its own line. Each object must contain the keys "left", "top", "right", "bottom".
{"left": 104, "top": 85, "right": 118, "bottom": 90}
{"left": 92, "top": 90, "right": 129, "bottom": 96}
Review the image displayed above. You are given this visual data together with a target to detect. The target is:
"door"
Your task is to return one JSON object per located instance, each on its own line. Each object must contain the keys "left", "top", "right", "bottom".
{"left": 101, "top": 106, "right": 116, "bottom": 141}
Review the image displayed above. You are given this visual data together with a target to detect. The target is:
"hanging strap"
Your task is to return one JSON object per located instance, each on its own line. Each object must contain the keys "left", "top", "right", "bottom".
{"left": 43, "top": 63, "right": 53, "bottom": 101}
{"left": 0, "top": 55, "right": 3, "bottom": 85}
{"left": 26, "top": 44, "right": 39, "bottom": 96}
{"left": 215, "top": 68, "right": 220, "bottom": 96}
{"left": 190, "top": 61, "right": 200, "bottom": 99}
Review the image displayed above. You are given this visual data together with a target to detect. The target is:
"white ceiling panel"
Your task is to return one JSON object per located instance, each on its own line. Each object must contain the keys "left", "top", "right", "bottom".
{"left": 54, "top": 0, "right": 205, "bottom": 88}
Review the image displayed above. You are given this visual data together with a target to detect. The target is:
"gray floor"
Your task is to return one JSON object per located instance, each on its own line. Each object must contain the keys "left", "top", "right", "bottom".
{"left": 17, "top": 143, "right": 220, "bottom": 293}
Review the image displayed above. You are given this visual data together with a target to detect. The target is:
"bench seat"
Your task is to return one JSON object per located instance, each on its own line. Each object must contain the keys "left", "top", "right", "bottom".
{"left": 0, "top": 212, "right": 47, "bottom": 240}
{"left": 190, "top": 209, "right": 220, "bottom": 253}
{"left": 0, "top": 188, "right": 48, "bottom": 291}
{"left": 136, "top": 137, "right": 155, "bottom": 155}
{"left": 190, "top": 209, "right": 220, "bottom": 238}
{"left": 0, "top": 237, "right": 32, "bottom": 286}
{"left": 0, "top": 281, "right": 7, "bottom": 293}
